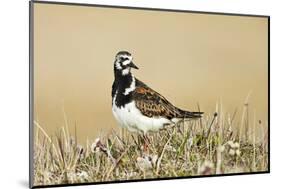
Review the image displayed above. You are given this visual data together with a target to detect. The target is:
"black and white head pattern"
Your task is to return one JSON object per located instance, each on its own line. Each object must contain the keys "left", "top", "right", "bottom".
{"left": 114, "top": 51, "right": 138, "bottom": 76}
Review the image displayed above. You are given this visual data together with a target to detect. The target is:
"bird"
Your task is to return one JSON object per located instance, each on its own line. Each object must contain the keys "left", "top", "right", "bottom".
{"left": 111, "top": 51, "right": 203, "bottom": 148}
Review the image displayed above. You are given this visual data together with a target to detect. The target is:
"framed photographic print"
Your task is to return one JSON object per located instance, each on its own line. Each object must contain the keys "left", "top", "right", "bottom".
{"left": 29, "top": 0, "right": 270, "bottom": 188}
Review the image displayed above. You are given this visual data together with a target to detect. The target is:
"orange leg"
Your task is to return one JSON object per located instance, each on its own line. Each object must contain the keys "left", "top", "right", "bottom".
{"left": 142, "top": 134, "right": 150, "bottom": 153}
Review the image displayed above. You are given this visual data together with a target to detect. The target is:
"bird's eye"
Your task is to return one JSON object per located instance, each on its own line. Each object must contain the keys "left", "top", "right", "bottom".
{"left": 120, "top": 57, "right": 129, "bottom": 61}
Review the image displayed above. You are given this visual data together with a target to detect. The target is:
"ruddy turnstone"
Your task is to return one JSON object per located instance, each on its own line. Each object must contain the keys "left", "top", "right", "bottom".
{"left": 111, "top": 51, "right": 203, "bottom": 136}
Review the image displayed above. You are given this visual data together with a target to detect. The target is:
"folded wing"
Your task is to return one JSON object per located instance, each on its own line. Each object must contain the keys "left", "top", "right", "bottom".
{"left": 133, "top": 79, "right": 203, "bottom": 120}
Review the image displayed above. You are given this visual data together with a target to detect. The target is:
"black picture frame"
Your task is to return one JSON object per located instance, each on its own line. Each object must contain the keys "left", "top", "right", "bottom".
{"left": 29, "top": 1, "right": 270, "bottom": 188}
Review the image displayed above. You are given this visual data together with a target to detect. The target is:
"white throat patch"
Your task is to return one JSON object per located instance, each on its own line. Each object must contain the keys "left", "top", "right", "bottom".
{"left": 122, "top": 68, "right": 130, "bottom": 75}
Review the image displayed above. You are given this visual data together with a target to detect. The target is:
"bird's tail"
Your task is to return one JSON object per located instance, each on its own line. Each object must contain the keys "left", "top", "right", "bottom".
{"left": 179, "top": 109, "right": 204, "bottom": 119}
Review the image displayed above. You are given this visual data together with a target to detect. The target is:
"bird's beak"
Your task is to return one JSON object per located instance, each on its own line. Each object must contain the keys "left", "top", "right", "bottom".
{"left": 129, "top": 61, "right": 139, "bottom": 69}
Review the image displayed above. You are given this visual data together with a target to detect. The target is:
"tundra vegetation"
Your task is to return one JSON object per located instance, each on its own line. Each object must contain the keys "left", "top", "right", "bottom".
{"left": 33, "top": 101, "right": 268, "bottom": 186}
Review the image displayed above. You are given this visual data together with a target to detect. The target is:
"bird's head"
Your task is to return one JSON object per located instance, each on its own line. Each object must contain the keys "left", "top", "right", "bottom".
{"left": 114, "top": 51, "right": 139, "bottom": 76}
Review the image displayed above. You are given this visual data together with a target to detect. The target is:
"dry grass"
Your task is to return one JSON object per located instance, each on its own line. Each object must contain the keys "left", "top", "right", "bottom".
{"left": 33, "top": 102, "right": 268, "bottom": 186}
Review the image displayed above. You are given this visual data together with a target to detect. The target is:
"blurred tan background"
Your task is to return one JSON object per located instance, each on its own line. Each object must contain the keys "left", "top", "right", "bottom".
{"left": 34, "top": 3, "right": 268, "bottom": 143}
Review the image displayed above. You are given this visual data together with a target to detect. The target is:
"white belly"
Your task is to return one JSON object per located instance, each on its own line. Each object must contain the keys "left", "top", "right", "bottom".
{"left": 112, "top": 101, "right": 173, "bottom": 134}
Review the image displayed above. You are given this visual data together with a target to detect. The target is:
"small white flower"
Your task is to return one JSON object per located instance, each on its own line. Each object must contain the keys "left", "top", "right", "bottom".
{"left": 236, "top": 149, "right": 241, "bottom": 156}
{"left": 234, "top": 142, "right": 240, "bottom": 148}
{"left": 227, "top": 141, "right": 235, "bottom": 148}
{"left": 91, "top": 138, "right": 101, "bottom": 152}
{"left": 218, "top": 145, "right": 225, "bottom": 152}
{"left": 77, "top": 171, "right": 89, "bottom": 180}
{"left": 229, "top": 149, "right": 235, "bottom": 156}
{"left": 137, "top": 156, "right": 152, "bottom": 171}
